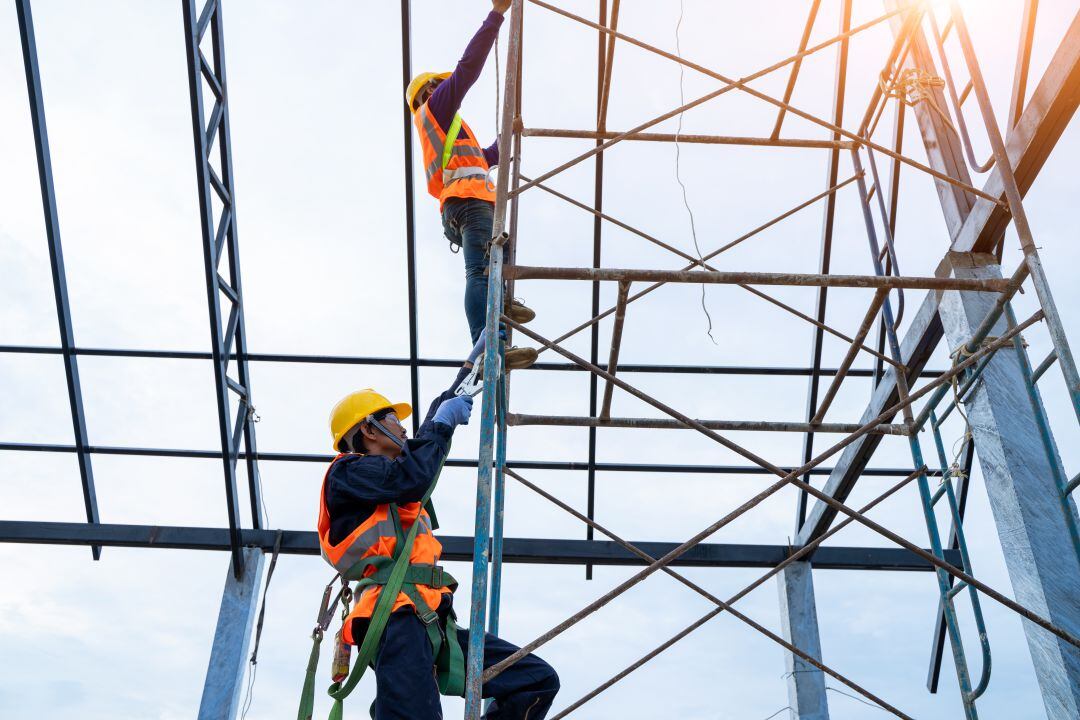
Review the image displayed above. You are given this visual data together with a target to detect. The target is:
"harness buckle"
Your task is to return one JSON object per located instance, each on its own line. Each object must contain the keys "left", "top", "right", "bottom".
{"left": 429, "top": 565, "right": 445, "bottom": 588}
{"left": 417, "top": 606, "right": 440, "bottom": 626}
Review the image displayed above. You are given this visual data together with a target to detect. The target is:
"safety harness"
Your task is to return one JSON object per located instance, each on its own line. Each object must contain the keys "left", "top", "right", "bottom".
{"left": 442, "top": 113, "right": 490, "bottom": 187}
{"left": 297, "top": 447, "right": 465, "bottom": 720}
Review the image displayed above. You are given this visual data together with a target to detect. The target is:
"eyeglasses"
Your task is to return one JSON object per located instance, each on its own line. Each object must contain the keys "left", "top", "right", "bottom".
{"left": 374, "top": 413, "right": 402, "bottom": 428}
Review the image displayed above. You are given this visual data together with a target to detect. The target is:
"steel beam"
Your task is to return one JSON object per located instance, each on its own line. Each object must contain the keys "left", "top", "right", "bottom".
{"left": 0, "top": 344, "right": 948, "bottom": 377}
{"left": 183, "top": 0, "right": 262, "bottom": 574}
{"left": 938, "top": 254, "right": 1080, "bottom": 719}
{"left": 16, "top": 0, "right": 101, "bottom": 560}
{"left": 198, "top": 547, "right": 264, "bottom": 720}
{"left": 778, "top": 561, "right": 830, "bottom": 720}
{"left": 0, "top": 521, "right": 962, "bottom": 571}
{"left": 797, "top": 0, "right": 852, "bottom": 533}
{"left": 400, "top": 0, "right": 422, "bottom": 435}
{"left": 950, "top": 7, "right": 1080, "bottom": 255}
{"left": 798, "top": 3, "right": 1080, "bottom": 545}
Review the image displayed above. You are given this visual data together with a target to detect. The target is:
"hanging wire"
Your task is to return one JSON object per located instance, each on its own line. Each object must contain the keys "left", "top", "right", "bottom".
{"left": 760, "top": 706, "right": 794, "bottom": 720}
{"left": 673, "top": 0, "right": 718, "bottom": 345}
{"left": 827, "top": 684, "right": 893, "bottom": 712}
{"left": 239, "top": 530, "right": 284, "bottom": 720}
{"left": 494, "top": 35, "right": 501, "bottom": 131}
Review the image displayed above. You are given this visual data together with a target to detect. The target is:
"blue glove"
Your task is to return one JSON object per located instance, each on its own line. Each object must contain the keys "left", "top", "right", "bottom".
{"left": 432, "top": 394, "right": 473, "bottom": 428}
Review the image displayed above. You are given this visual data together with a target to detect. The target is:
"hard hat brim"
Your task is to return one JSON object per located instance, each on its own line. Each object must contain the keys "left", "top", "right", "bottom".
{"left": 406, "top": 71, "right": 452, "bottom": 112}
{"left": 388, "top": 402, "right": 412, "bottom": 421}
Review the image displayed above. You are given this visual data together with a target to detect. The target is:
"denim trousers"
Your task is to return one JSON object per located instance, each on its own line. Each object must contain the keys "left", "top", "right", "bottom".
{"left": 371, "top": 608, "right": 560, "bottom": 720}
{"left": 441, "top": 197, "right": 495, "bottom": 344}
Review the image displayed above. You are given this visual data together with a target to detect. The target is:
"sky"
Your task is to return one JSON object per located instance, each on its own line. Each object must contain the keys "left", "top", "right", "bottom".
{"left": 2, "top": 0, "right": 1080, "bottom": 718}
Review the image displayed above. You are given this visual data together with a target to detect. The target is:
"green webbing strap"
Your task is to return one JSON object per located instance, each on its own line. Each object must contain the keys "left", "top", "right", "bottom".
{"left": 360, "top": 562, "right": 457, "bottom": 591}
{"left": 441, "top": 113, "right": 464, "bottom": 171}
{"left": 439, "top": 611, "right": 466, "bottom": 696}
{"left": 320, "top": 443, "right": 453, "bottom": 720}
{"left": 297, "top": 631, "right": 324, "bottom": 720}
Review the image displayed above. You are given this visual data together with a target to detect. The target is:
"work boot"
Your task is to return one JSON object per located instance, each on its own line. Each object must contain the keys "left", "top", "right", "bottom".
{"left": 505, "top": 345, "right": 538, "bottom": 370}
{"left": 505, "top": 298, "right": 536, "bottom": 324}
{"left": 477, "top": 346, "right": 538, "bottom": 374}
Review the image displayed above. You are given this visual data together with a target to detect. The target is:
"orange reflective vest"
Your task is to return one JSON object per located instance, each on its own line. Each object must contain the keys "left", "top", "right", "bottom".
{"left": 414, "top": 101, "right": 496, "bottom": 209}
{"left": 317, "top": 454, "right": 450, "bottom": 645}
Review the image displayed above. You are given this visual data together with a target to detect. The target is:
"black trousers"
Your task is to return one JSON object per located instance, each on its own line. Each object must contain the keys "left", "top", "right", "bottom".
{"left": 371, "top": 608, "right": 559, "bottom": 720}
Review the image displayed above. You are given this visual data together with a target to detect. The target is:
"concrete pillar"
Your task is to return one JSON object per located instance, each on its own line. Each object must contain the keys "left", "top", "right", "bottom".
{"left": 777, "top": 560, "right": 830, "bottom": 720}
{"left": 940, "top": 252, "right": 1080, "bottom": 719}
{"left": 199, "top": 547, "right": 265, "bottom": 720}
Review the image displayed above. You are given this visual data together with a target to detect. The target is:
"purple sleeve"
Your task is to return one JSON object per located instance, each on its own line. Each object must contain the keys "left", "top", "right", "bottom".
{"left": 427, "top": 10, "right": 504, "bottom": 132}
{"left": 483, "top": 138, "right": 500, "bottom": 167}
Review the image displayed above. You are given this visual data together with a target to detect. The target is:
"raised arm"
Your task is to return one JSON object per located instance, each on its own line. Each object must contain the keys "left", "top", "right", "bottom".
{"left": 426, "top": 4, "right": 507, "bottom": 130}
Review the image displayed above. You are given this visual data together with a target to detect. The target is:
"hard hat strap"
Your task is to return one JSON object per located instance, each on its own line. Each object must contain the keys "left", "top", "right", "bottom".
{"left": 366, "top": 414, "right": 406, "bottom": 450}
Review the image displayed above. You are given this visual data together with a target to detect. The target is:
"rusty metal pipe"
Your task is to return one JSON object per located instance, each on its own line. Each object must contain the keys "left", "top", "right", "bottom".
{"left": 599, "top": 281, "right": 629, "bottom": 420}
{"left": 505, "top": 265, "right": 1010, "bottom": 292}
{"left": 509, "top": 413, "right": 910, "bottom": 436}
{"left": 811, "top": 289, "right": 888, "bottom": 425}
{"left": 525, "top": 127, "right": 850, "bottom": 149}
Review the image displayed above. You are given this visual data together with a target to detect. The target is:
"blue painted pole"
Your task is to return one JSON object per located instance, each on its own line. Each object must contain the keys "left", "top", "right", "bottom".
{"left": 852, "top": 148, "right": 979, "bottom": 718}
{"left": 909, "top": 435, "right": 978, "bottom": 717}
{"left": 463, "top": 3, "right": 522, "bottom": 716}
{"left": 489, "top": 364, "right": 508, "bottom": 638}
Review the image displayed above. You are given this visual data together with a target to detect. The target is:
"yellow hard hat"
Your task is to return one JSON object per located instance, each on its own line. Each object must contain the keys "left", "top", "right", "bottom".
{"left": 329, "top": 389, "right": 412, "bottom": 452}
{"left": 405, "top": 71, "right": 451, "bottom": 112}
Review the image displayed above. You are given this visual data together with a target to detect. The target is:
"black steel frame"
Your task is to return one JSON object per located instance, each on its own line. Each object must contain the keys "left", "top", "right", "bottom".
{"left": 0, "top": 1, "right": 1022, "bottom": 583}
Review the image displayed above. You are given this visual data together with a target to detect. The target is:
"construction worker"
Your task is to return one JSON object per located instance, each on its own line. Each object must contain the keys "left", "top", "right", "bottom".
{"left": 406, "top": 0, "right": 537, "bottom": 370}
{"left": 319, "top": 363, "right": 559, "bottom": 719}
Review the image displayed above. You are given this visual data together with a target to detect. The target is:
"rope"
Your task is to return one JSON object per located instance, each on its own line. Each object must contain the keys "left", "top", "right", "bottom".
{"left": 880, "top": 67, "right": 957, "bottom": 135}
{"left": 673, "top": 0, "right": 717, "bottom": 345}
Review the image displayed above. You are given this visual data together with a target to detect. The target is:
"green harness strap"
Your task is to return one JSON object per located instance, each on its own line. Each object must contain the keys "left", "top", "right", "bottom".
{"left": 296, "top": 447, "right": 464, "bottom": 720}
{"left": 441, "top": 113, "right": 464, "bottom": 171}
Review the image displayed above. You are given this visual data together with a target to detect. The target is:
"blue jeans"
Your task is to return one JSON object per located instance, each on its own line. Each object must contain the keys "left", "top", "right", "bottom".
{"left": 372, "top": 608, "right": 560, "bottom": 720}
{"left": 442, "top": 197, "right": 495, "bottom": 344}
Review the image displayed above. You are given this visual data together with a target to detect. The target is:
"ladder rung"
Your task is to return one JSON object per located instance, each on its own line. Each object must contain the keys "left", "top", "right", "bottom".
{"left": 947, "top": 580, "right": 969, "bottom": 600}
{"left": 1065, "top": 470, "right": 1080, "bottom": 496}
{"left": 931, "top": 482, "right": 949, "bottom": 507}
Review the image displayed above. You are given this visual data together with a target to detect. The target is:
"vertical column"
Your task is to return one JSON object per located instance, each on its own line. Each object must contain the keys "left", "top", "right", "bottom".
{"left": 198, "top": 547, "right": 265, "bottom": 720}
{"left": 777, "top": 561, "right": 830, "bottom": 720}
{"left": 16, "top": 0, "right": 101, "bottom": 560}
{"left": 463, "top": 2, "right": 523, "bottom": 717}
{"left": 940, "top": 253, "right": 1080, "bottom": 719}
{"left": 182, "top": 0, "right": 263, "bottom": 574}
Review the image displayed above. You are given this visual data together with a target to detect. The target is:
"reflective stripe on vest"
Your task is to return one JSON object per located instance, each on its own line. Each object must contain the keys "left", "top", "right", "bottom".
{"left": 317, "top": 455, "right": 440, "bottom": 577}
{"left": 444, "top": 166, "right": 488, "bottom": 184}
{"left": 413, "top": 103, "right": 495, "bottom": 205}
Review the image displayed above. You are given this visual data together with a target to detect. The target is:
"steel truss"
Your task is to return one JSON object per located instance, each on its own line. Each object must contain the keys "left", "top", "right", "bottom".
{"left": 5, "top": 1, "right": 1080, "bottom": 719}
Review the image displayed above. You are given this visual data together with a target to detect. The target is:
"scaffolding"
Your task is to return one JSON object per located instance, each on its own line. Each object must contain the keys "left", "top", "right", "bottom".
{"left": 4, "top": 0, "right": 1080, "bottom": 718}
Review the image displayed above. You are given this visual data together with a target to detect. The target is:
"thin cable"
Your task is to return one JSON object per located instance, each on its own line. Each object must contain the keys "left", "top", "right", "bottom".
{"left": 240, "top": 662, "right": 258, "bottom": 720}
{"left": 827, "top": 685, "right": 893, "bottom": 712}
{"left": 761, "top": 705, "right": 794, "bottom": 720}
{"left": 674, "top": 0, "right": 717, "bottom": 344}
{"left": 239, "top": 530, "right": 283, "bottom": 720}
{"left": 495, "top": 35, "right": 501, "bottom": 131}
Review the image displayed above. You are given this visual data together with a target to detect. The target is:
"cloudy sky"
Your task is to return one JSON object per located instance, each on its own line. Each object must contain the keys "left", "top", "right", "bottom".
{"left": 3, "top": 0, "right": 1080, "bottom": 718}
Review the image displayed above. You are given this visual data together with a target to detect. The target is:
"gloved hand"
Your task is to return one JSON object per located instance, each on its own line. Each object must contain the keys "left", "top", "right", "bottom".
{"left": 432, "top": 394, "right": 473, "bottom": 428}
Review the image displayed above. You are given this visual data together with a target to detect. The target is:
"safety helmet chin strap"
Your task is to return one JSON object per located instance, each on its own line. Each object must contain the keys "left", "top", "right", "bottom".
{"left": 365, "top": 414, "right": 406, "bottom": 451}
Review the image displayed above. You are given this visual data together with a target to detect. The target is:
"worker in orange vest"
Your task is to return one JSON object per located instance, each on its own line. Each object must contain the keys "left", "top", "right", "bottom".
{"left": 407, "top": 0, "right": 537, "bottom": 370}
{"left": 317, "top": 363, "right": 559, "bottom": 718}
